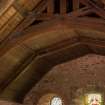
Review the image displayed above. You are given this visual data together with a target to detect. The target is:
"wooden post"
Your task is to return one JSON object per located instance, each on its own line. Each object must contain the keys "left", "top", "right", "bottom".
{"left": 47, "top": 0, "right": 54, "bottom": 15}
{"left": 60, "top": 0, "right": 67, "bottom": 14}
{"left": 73, "top": 0, "right": 79, "bottom": 10}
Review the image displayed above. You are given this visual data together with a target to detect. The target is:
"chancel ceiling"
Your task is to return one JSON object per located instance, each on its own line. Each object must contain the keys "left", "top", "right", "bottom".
{"left": 0, "top": 0, "right": 105, "bottom": 105}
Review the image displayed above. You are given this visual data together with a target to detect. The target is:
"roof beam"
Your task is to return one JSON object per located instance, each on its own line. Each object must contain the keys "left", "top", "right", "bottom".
{"left": 73, "top": 0, "right": 80, "bottom": 10}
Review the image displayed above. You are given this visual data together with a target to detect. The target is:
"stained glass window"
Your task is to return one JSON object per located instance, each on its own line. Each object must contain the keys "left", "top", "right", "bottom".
{"left": 51, "top": 97, "right": 62, "bottom": 105}
{"left": 85, "top": 94, "right": 102, "bottom": 105}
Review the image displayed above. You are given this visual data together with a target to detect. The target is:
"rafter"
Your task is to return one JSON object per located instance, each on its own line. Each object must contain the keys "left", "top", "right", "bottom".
{"left": 80, "top": 0, "right": 105, "bottom": 19}
{"left": 0, "top": 0, "right": 48, "bottom": 51}
{"left": 70, "top": 7, "right": 93, "bottom": 17}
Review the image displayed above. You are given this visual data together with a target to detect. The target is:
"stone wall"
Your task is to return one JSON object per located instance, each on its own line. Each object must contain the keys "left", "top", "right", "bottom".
{"left": 24, "top": 54, "right": 105, "bottom": 105}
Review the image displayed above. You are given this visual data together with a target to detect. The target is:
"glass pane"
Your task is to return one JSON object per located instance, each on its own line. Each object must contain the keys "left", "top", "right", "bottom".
{"left": 85, "top": 94, "right": 102, "bottom": 105}
{"left": 51, "top": 97, "right": 62, "bottom": 105}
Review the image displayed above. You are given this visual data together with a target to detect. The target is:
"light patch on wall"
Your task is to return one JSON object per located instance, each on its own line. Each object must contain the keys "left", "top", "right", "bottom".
{"left": 85, "top": 94, "right": 102, "bottom": 105}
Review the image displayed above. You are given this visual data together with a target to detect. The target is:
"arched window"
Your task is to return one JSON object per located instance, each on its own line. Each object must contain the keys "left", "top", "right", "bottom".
{"left": 85, "top": 93, "right": 102, "bottom": 105}
{"left": 37, "top": 94, "right": 64, "bottom": 105}
{"left": 50, "top": 97, "right": 63, "bottom": 105}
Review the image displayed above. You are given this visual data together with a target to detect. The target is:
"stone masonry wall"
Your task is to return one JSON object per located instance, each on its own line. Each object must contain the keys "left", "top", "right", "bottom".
{"left": 24, "top": 54, "right": 105, "bottom": 105}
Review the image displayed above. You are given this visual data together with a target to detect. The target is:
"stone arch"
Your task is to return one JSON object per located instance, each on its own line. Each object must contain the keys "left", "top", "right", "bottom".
{"left": 1, "top": 18, "right": 105, "bottom": 103}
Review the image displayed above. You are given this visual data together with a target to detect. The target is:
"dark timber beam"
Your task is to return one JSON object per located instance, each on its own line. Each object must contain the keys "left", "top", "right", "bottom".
{"left": 80, "top": 0, "right": 105, "bottom": 19}
{"left": 73, "top": 0, "right": 79, "bottom": 10}
{"left": 60, "top": 0, "right": 67, "bottom": 14}
{"left": 47, "top": 0, "right": 54, "bottom": 15}
{"left": 69, "top": 7, "right": 93, "bottom": 17}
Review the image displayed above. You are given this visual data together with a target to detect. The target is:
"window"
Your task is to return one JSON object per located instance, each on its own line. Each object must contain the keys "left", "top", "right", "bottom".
{"left": 51, "top": 97, "right": 62, "bottom": 105}
{"left": 37, "top": 94, "right": 63, "bottom": 105}
{"left": 85, "top": 93, "right": 102, "bottom": 105}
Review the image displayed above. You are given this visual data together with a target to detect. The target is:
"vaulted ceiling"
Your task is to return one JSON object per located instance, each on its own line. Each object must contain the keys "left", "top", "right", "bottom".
{"left": 1, "top": 0, "right": 105, "bottom": 104}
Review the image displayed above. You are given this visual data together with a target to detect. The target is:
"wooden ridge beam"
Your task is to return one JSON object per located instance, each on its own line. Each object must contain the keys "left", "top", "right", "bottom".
{"left": 69, "top": 7, "right": 93, "bottom": 17}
